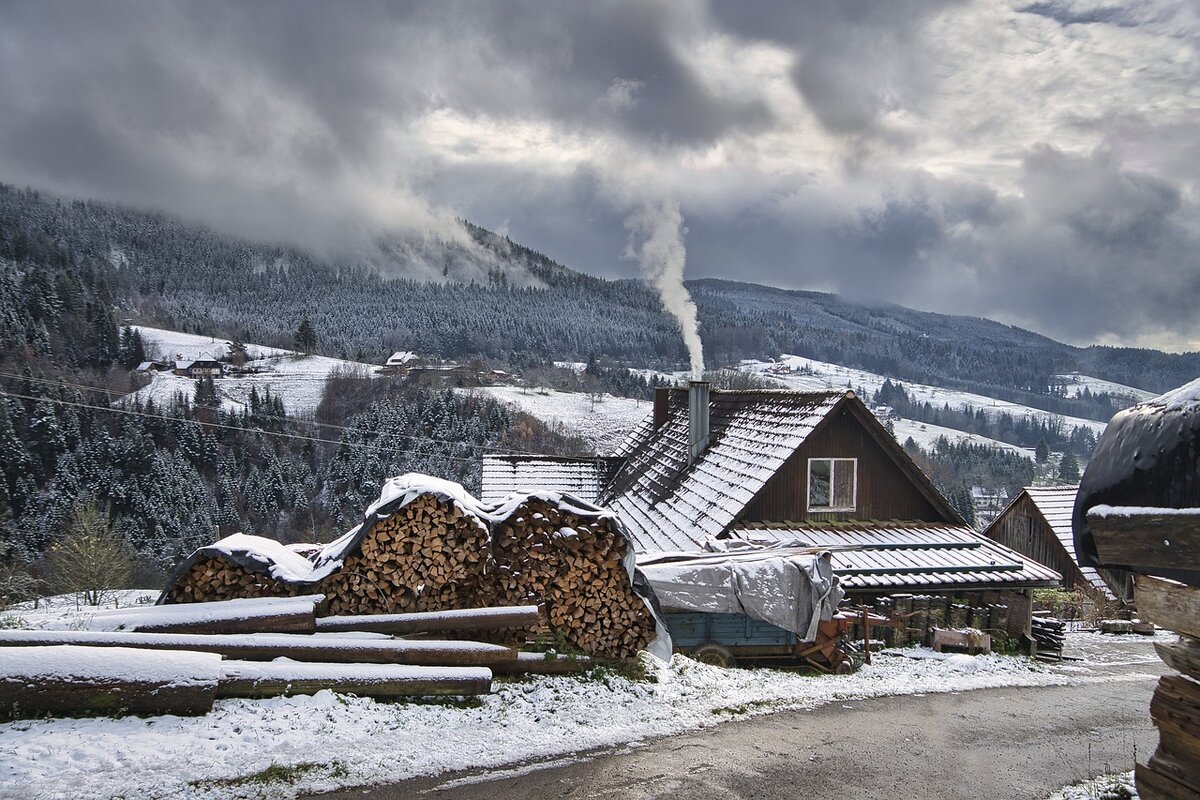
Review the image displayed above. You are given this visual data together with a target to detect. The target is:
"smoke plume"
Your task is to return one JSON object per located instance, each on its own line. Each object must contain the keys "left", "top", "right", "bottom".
{"left": 624, "top": 199, "right": 705, "bottom": 379}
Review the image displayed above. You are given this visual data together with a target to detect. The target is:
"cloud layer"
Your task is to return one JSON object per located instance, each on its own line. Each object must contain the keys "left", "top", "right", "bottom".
{"left": 1, "top": 0, "right": 1197, "bottom": 349}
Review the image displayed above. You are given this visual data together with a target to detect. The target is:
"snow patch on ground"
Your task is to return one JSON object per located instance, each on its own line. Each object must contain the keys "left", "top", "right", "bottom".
{"left": 1046, "top": 770, "right": 1137, "bottom": 799}
{"left": 0, "top": 590, "right": 161, "bottom": 631}
{"left": 0, "top": 649, "right": 1153, "bottom": 800}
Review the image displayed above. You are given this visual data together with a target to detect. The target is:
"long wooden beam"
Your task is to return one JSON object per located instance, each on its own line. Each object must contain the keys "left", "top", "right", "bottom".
{"left": 216, "top": 661, "right": 492, "bottom": 698}
{"left": 1087, "top": 507, "right": 1200, "bottom": 571}
{"left": 88, "top": 595, "right": 324, "bottom": 635}
{"left": 314, "top": 605, "right": 539, "bottom": 636}
{"left": 1135, "top": 574, "right": 1200, "bottom": 640}
{"left": 0, "top": 630, "right": 516, "bottom": 667}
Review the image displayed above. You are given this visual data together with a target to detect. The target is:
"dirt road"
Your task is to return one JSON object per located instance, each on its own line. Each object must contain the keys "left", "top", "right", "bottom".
{"left": 314, "top": 655, "right": 1163, "bottom": 800}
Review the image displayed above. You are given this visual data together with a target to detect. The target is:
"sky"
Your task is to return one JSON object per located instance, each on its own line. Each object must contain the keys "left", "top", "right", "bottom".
{"left": 1, "top": 0, "right": 1198, "bottom": 351}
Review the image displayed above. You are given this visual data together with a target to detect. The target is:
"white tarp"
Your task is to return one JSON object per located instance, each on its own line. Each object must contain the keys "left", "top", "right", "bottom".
{"left": 640, "top": 551, "right": 843, "bottom": 642}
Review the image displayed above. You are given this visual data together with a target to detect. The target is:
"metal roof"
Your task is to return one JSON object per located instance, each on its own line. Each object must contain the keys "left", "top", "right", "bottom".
{"left": 728, "top": 523, "right": 1063, "bottom": 592}
{"left": 602, "top": 390, "right": 846, "bottom": 553}
{"left": 1023, "top": 485, "right": 1116, "bottom": 600}
{"left": 480, "top": 455, "right": 611, "bottom": 504}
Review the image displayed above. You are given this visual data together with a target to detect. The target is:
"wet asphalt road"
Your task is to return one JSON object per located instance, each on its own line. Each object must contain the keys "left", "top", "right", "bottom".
{"left": 312, "top": 655, "right": 1165, "bottom": 800}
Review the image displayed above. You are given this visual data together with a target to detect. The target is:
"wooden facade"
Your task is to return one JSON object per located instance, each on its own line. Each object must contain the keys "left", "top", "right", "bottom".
{"left": 739, "top": 403, "right": 950, "bottom": 525}
{"left": 984, "top": 488, "right": 1130, "bottom": 602}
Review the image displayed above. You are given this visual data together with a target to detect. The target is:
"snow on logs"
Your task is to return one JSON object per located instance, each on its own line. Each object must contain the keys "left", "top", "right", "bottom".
{"left": 160, "top": 475, "right": 661, "bottom": 659}
{"left": 0, "top": 645, "right": 493, "bottom": 719}
{"left": 84, "top": 594, "right": 325, "bottom": 634}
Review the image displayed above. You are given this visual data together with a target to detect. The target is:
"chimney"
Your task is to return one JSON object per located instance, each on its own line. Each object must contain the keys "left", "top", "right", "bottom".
{"left": 653, "top": 387, "right": 670, "bottom": 431}
{"left": 688, "top": 380, "right": 710, "bottom": 464}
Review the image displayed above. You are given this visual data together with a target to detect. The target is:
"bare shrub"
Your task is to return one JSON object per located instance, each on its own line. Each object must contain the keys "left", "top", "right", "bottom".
{"left": 45, "top": 499, "right": 135, "bottom": 606}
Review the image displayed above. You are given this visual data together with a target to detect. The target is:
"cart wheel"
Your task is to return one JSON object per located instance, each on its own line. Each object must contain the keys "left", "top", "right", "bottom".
{"left": 835, "top": 659, "right": 854, "bottom": 675}
{"left": 692, "top": 642, "right": 736, "bottom": 668}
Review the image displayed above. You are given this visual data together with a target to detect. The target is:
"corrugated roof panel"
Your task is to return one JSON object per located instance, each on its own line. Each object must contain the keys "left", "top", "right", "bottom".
{"left": 726, "top": 523, "right": 1062, "bottom": 591}
{"left": 480, "top": 455, "right": 607, "bottom": 505}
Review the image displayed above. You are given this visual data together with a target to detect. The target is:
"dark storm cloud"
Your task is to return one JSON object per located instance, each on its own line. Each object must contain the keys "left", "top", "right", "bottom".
{"left": 709, "top": 0, "right": 963, "bottom": 143}
{"left": 0, "top": 1, "right": 1197, "bottom": 349}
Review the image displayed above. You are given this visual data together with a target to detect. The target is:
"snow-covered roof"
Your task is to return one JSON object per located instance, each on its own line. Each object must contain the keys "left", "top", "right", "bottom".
{"left": 174, "top": 360, "right": 193, "bottom": 370}
{"left": 727, "top": 522, "right": 1063, "bottom": 591}
{"left": 386, "top": 350, "right": 418, "bottom": 366}
{"left": 1023, "top": 485, "right": 1116, "bottom": 600}
{"left": 134, "top": 361, "right": 156, "bottom": 371}
{"left": 480, "top": 455, "right": 616, "bottom": 504}
{"left": 602, "top": 390, "right": 846, "bottom": 554}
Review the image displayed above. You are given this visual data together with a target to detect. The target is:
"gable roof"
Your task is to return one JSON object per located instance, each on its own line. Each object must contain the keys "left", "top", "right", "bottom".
{"left": 1020, "top": 485, "right": 1116, "bottom": 600}
{"left": 480, "top": 455, "right": 617, "bottom": 504}
{"left": 729, "top": 522, "right": 1062, "bottom": 591}
{"left": 602, "top": 389, "right": 962, "bottom": 554}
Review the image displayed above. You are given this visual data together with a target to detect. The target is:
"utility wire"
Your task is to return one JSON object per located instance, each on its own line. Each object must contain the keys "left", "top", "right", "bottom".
{"left": 0, "top": 388, "right": 487, "bottom": 465}
{"left": 0, "top": 369, "right": 607, "bottom": 461}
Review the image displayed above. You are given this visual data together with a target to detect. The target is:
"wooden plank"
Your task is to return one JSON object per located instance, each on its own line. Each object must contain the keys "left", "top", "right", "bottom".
{"left": 1155, "top": 637, "right": 1200, "bottom": 682}
{"left": 1088, "top": 509, "right": 1200, "bottom": 571}
{"left": 314, "top": 605, "right": 539, "bottom": 636}
{"left": 1137, "top": 761, "right": 1200, "bottom": 800}
{"left": 216, "top": 662, "right": 492, "bottom": 699}
{"left": 489, "top": 652, "right": 594, "bottom": 676}
{"left": 0, "top": 630, "right": 517, "bottom": 666}
{"left": 1135, "top": 575, "right": 1200, "bottom": 639}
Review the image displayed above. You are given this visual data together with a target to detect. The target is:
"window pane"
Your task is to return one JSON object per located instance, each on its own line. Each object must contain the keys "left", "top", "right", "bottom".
{"left": 809, "top": 460, "right": 831, "bottom": 508}
{"left": 833, "top": 459, "right": 856, "bottom": 509}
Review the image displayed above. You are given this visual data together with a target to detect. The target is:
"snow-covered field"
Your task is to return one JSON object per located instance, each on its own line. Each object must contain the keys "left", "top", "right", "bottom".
{"left": 470, "top": 386, "right": 653, "bottom": 453}
{"left": 743, "top": 355, "right": 1109, "bottom": 436}
{"left": 891, "top": 418, "right": 1034, "bottom": 456}
{"left": 0, "top": 599, "right": 1162, "bottom": 800}
{"left": 1053, "top": 373, "right": 1155, "bottom": 403}
{"left": 130, "top": 327, "right": 377, "bottom": 418}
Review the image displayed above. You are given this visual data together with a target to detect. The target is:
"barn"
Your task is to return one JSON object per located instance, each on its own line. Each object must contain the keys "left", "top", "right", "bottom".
{"left": 983, "top": 486, "right": 1131, "bottom": 603}
{"left": 484, "top": 383, "right": 1061, "bottom": 653}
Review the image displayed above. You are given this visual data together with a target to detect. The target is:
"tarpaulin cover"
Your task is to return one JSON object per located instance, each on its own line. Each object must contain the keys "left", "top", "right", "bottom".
{"left": 639, "top": 551, "right": 842, "bottom": 642}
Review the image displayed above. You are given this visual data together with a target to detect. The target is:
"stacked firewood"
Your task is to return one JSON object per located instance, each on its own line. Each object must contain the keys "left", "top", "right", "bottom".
{"left": 491, "top": 496, "right": 656, "bottom": 659}
{"left": 320, "top": 494, "right": 491, "bottom": 616}
{"left": 166, "top": 558, "right": 296, "bottom": 603}
{"left": 162, "top": 484, "right": 658, "bottom": 659}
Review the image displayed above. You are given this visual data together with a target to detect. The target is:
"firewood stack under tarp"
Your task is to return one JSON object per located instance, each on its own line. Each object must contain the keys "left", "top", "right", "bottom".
{"left": 161, "top": 474, "right": 666, "bottom": 660}
{"left": 1073, "top": 377, "right": 1200, "bottom": 799}
{"left": 490, "top": 495, "right": 658, "bottom": 658}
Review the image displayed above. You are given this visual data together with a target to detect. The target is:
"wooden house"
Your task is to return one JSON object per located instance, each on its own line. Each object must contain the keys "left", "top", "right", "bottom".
{"left": 173, "top": 358, "right": 223, "bottom": 378}
{"left": 485, "top": 384, "right": 1061, "bottom": 648}
{"left": 983, "top": 486, "right": 1131, "bottom": 603}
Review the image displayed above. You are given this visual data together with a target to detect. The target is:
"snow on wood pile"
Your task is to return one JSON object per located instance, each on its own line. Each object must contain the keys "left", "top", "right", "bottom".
{"left": 161, "top": 474, "right": 661, "bottom": 659}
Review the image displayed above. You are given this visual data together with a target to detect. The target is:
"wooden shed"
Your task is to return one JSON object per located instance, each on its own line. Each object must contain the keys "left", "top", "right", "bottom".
{"left": 983, "top": 486, "right": 1131, "bottom": 603}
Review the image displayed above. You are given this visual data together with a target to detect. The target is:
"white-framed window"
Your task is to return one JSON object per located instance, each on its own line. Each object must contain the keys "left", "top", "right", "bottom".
{"left": 808, "top": 458, "right": 857, "bottom": 512}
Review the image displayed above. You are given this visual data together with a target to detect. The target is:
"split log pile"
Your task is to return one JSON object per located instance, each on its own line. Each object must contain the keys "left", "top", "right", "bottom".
{"left": 491, "top": 496, "right": 656, "bottom": 659}
{"left": 160, "top": 479, "right": 659, "bottom": 659}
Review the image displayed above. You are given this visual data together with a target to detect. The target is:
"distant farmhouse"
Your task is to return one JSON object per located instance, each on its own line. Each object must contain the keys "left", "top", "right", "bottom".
{"left": 172, "top": 358, "right": 223, "bottom": 378}
{"left": 381, "top": 350, "right": 419, "bottom": 374}
{"left": 985, "top": 485, "right": 1132, "bottom": 603}
{"left": 485, "top": 385, "right": 1061, "bottom": 647}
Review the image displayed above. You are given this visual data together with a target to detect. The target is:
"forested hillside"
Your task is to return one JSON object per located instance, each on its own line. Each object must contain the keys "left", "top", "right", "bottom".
{"left": 2, "top": 184, "right": 1197, "bottom": 419}
{"left": 0, "top": 242, "right": 585, "bottom": 584}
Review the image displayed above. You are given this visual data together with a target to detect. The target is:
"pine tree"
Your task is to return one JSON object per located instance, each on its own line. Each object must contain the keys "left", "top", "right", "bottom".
{"left": 1058, "top": 451, "right": 1080, "bottom": 483}
{"left": 1035, "top": 438, "right": 1050, "bottom": 464}
{"left": 294, "top": 317, "right": 318, "bottom": 355}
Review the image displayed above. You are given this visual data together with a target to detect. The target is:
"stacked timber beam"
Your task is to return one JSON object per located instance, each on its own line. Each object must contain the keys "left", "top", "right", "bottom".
{"left": 0, "top": 597, "right": 590, "bottom": 720}
{"left": 160, "top": 475, "right": 661, "bottom": 659}
{"left": 1087, "top": 509, "right": 1200, "bottom": 799}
